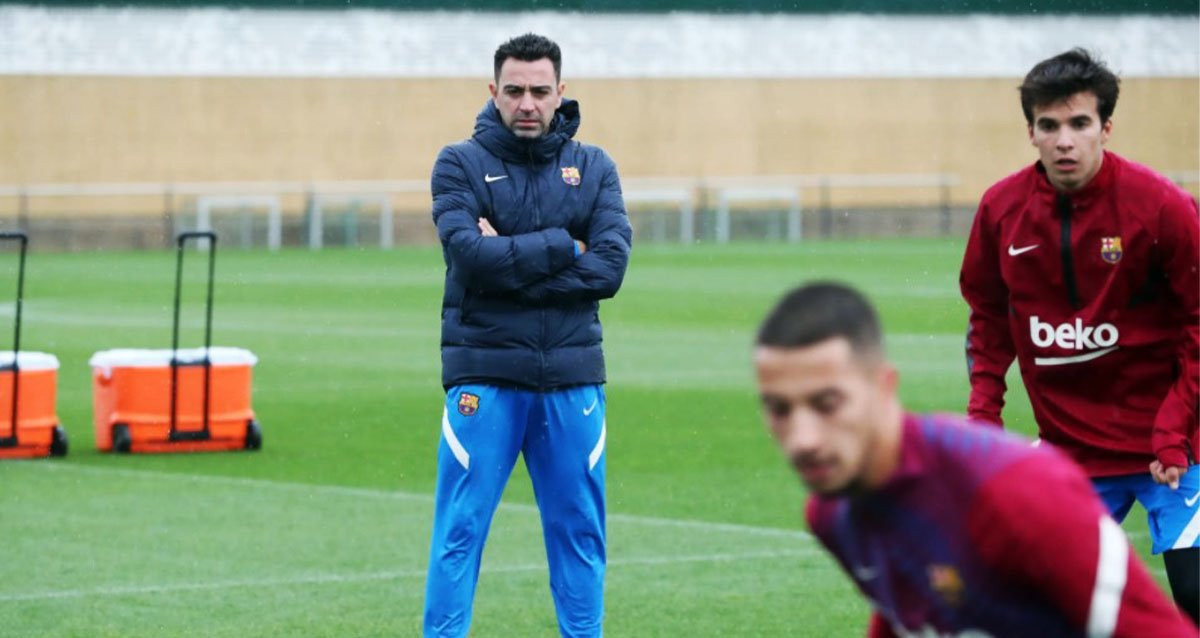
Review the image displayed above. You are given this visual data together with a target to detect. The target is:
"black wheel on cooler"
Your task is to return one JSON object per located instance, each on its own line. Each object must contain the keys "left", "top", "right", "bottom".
{"left": 49, "top": 424, "right": 68, "bottom": 457}
{"left": 112, "top": 423, "right": 132, "bottom": 453}
{"left": 244, "top": 419, "right": 262, "bottom": 451}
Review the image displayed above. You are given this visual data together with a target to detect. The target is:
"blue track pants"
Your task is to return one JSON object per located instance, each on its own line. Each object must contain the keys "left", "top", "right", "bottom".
{"left": 423, "top": 384, "right": 606, "bottom": 637}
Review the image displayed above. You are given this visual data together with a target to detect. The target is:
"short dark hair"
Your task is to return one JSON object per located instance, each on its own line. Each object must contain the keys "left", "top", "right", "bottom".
{"left": 756, "top": 282, "right": 883, "bottom": 360}
{"left": 494, "top": 33, "right": 561, "bottom": 82}
{"left": 1019, "top": 48, "right": 1120, "bottom": 125}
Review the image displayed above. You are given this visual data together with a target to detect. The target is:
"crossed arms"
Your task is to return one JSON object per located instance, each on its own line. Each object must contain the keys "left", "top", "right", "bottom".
{"left": 432, "top": 147, "right": 632, "bottom": 304}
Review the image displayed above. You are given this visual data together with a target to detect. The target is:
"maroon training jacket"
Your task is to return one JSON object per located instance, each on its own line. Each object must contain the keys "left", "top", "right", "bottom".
{"left": 960, "top": 151, "right": 1198, "bottom": 476}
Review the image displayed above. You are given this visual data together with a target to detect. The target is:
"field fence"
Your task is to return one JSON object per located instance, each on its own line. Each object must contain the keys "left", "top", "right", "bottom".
{"left": 0, "top": 171, "right": 1195, "bottom": 251}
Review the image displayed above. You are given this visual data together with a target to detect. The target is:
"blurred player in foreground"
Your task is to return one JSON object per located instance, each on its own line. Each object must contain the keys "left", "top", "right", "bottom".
{"left": 754, "top": 282, "right": 1196, "bottom": 637}
{"left": 960, "top": 48, "right": 1199, "bottom": 622}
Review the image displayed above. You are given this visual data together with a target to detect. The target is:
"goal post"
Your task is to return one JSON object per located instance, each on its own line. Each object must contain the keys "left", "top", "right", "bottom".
{"left": 714, "top": 186, "right": 803, "bottom": 244}
{"left": 305, "top": 193, "right": 394, "bottom": 250}
{"left": 193, "top": 195, "right": 283, "bottom": 250}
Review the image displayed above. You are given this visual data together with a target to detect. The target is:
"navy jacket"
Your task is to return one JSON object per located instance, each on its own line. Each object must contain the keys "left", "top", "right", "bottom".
{"left": 432, "top": 98, "right": 632, "bottom": 391}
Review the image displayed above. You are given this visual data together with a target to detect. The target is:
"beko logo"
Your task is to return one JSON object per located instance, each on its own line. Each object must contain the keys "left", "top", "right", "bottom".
{"left": 1029, "top": 316, "right": 1120, "bottom": 365}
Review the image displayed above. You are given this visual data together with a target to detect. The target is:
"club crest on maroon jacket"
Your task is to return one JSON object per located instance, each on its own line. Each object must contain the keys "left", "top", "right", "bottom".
{"left": 1101, "top": 236, "right": 1123, "bottom": 264}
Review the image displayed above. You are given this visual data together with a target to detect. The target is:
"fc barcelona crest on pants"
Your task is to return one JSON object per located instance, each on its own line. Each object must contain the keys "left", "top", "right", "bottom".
{"left": 458, "top": 392, "right": 480, "bottom": 416}
{"left": 561, "top": 167, "right": 581, "bottom": 186}
{"left": 1101, "top": 236, "right": 1123, "bottom": 264}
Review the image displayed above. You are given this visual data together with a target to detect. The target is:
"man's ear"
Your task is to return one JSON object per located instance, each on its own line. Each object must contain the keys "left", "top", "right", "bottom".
{"left": 879, "top": 363, "right": 899, "bottom": 397}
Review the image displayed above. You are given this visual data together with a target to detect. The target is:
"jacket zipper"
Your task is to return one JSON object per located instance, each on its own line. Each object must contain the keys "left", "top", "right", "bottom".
{"left": 529, "top": 147, "right": 546, "bottom": 388}
{"left": 1057, "top": 194, "right": 1080, "bottom": 309}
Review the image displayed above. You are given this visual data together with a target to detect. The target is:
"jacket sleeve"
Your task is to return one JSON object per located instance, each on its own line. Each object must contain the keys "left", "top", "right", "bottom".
{"left": 515, "top": 155, "right": 632, "bottom": 305}
{"left": 959, "top": 198, "right": 1016, "bottom": 427}
{"left": 432, "top": 146, "right": 578, "bottom": 293}
{"left": 1152, "top": 192, "right": 1200, "bottom": 469}
{"left": 970, "top": 455, "right": 1197, "bottom": 637}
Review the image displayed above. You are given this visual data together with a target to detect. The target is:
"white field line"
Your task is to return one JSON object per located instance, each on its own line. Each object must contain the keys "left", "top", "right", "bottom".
{"left": 0, "top": 548, "right": 816, "bottom": 603}
{"left": 21, "top": 464, "right": 1165, "bottom": 546}
{"left": 7, "top": 464, "right": 1172, "bottom": 598}
{"left": 21, "top": 462, "right": 813, "bottom": 541}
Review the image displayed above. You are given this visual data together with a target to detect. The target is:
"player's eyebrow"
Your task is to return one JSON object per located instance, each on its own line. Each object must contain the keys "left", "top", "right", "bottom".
{"left": 503, "top": 83, "right": 553, "bottom": 91}
{"left": 809, "top": 387, "right": 842, "bottom": 405}
{"left": 759, "top": 392, "right": 785, "bottom": 407}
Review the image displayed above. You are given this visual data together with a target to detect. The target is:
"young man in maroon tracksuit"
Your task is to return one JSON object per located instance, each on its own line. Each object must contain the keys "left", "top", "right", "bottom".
{"left": 960, "top": 48, "right": 1199, "bottom": 622}
{"left": 754, "top": 283, "right": 1195, "bottom": 637}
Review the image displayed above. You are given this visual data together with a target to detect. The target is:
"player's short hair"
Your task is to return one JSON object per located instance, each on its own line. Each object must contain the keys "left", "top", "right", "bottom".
{"left": 1019, "top": 48, "right": 1120, "bottom": 125}
{"left": 756, "top": 282, "right": 883, "bottom": 361}
{"left": 494, "top": 33, "right": 562, "bottom": 83}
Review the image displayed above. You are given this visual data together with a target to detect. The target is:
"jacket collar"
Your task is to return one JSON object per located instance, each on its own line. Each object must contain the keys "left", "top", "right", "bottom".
{"left": 472, "top": 98, "right": 581, "bottom": 164}
{"left": 1033, "top": 150, "right": 1119, "bottom": 205}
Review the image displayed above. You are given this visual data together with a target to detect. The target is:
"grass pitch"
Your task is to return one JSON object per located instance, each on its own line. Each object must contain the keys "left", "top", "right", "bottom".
{"left": 0, "top": 240, "right": 1162, "bottom": 636}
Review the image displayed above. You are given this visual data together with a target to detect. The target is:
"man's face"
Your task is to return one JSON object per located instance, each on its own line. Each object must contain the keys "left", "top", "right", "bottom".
{"left": 489, "top": 57, "right": 564, "bottom": 139}
{"left": 754, "top": 338, "right": 895, "bottom": 496}
{"left": 1028, "top": 91, "right": 1113, "bottom": 193}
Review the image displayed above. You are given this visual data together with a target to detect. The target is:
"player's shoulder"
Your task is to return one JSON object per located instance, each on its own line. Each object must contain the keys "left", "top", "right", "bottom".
{"left": 916, "top": 412, "right": 1032, "bottom": 456}
{"left": 978, "top": 163, "right": 1041, "bottom": 218}
{"left": 1111, "top": 152, "right": 1196, "bottom": 209}
{"left": 434, "top": 139, "right": 505, "bottom": 183}
{"left": 969, "top": 442, "right": 1097, "bottom": 535}
{"left": 983, "top": 163, "right": 1039, "bottom": 198}
{"left": 434, "top": 139, "right": 477, "bottom": 166}
{"left": 913, "top": 413, "right": 1050, "bottom": 485}
{"left": 960, "top": 425, "right": 1091, "bottom": 509}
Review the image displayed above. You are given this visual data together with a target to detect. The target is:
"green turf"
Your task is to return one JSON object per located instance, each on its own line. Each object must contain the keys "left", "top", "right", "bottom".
{"left": 0, "top": 240, "right": 1164, "bottom": 636}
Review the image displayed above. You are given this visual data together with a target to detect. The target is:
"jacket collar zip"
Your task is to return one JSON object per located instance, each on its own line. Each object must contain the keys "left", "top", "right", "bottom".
{"left": 1034, "top": 150, "right": 1117, "bottom": 208}
{"left": 472, "top": 98, "right": 581, "bottom": 165}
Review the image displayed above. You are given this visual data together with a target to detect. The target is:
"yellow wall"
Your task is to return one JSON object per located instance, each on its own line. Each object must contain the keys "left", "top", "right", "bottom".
{"left": 2, "top": 76, "right": 1196, "bottom": 209}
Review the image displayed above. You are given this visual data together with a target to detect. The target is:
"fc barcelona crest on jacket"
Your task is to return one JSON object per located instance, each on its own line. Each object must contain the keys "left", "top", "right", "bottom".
{"left": 561, "top": 167, "right": 581, "bottom": 186}
{"left": 927, "top": 564, "right": 965, "bottom": 607}
{"left": 1100, "top": 236, "right": 1123, "bottom": 264}
{"left": 458, "top": 392, "right": 480, "bottom": 416}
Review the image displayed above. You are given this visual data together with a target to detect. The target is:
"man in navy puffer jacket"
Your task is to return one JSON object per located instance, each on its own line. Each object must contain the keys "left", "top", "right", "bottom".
{"left": 423, "top": 33, "right": 631, "bottom": 638}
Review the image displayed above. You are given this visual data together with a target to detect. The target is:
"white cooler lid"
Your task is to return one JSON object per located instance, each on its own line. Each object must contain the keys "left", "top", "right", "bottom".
{"left": 89, "top": 347, "right": 258, "bottom": 369}
{"left": 0, "top": 351, "right": 60, "bottom": 371}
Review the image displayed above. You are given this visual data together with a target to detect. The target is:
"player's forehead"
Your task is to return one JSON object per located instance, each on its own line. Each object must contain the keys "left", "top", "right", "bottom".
{"left": 754, "top": 339, "right": 860, "bottom": 397}
{"left": 1032, "top": 91, "right": 1100, "bottom": 122}
{"left": 496, "top": 57, "right": 558, "bottom": 89}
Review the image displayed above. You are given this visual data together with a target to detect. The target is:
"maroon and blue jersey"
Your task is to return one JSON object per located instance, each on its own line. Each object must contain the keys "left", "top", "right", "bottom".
{"left": 806, "top": 413, "right": 1195, "bottom": 638}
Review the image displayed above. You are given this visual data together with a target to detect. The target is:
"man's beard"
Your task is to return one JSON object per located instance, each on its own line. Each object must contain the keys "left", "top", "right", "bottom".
{"left": 509, "top": 122, "right": 545, "bottom": 138}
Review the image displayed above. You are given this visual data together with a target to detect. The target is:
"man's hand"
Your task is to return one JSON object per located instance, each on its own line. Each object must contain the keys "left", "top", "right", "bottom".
{"left": 478, "top": 216, "right": 587, "bottom": 256}
{"left": 1150, "top": 459, "right": 1186, "bottom": 489}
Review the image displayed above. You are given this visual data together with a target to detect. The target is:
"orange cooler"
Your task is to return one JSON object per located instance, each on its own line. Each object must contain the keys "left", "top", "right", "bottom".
{"left": 0, "top": 352, "right": 66, "bottom": 458}
{"left": 90, "top": 347, "right": 260, "bottom": 453}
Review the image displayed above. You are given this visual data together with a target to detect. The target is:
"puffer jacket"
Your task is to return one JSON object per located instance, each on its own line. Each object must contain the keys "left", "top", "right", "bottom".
{"left": 432, "top": 98, "right": 632, "bottom": 391}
